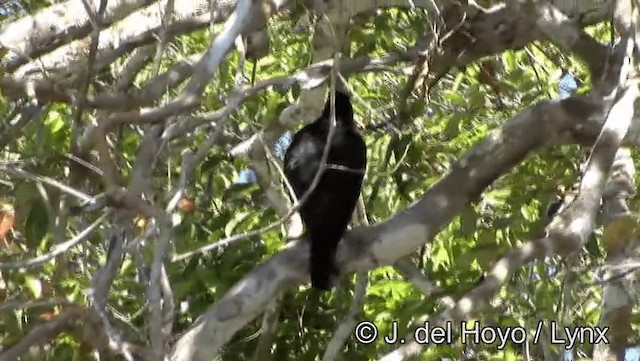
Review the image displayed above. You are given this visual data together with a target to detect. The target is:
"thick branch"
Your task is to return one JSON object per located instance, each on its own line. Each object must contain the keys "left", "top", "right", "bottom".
{"left": 168, "top": 74, "right": 634, "bottom": 361}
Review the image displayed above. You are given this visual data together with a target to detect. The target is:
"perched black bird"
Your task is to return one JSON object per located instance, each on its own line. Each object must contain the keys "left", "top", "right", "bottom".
{"left": 283, "top": 90, "right": 367, "bottom": 291}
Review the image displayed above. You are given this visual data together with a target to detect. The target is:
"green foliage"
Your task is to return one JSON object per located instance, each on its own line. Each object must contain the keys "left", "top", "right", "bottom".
{"left": 24, "top": 198, "right": 49, "bottom": 249}
{"left": 0, "top": 4, "right": 627, "bottom": 361}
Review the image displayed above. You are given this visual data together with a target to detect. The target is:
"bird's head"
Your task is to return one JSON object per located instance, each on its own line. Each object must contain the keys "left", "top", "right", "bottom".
{"left": 321, "top": 90, "right": 354, "bottom": 126}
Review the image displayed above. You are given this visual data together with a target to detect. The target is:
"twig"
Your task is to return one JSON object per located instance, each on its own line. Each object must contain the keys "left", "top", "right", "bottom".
{"left": 0, "top": 298, "right": 72, "bottom": 313}
{"left": 7, "top": 167, "right": 95, "bottom": 203}
{"left": 150, "top": 0, "right": 176, "bottom": 77}
{"left": 249, "top": 298, "right": 282, "bottom": 361}
{"left": 147, "top": 214, "right": 173, "bottom": 360}
{"left": 323, "top": 194, "right": 370, "bottom": 361}
{"left": 0, "top": 103, "right": 44, "bottom": 149}
{"left": 394, "top": 258, "right": 455, "bottom": 308}
{"left": 0, "top": 212, "right": 108, "bottom": 270}
{"left": 322, "top": 273, "right": 367, "bottom": 361}
{"left": 88, "top": 221, "right": 134, "bottom": 361}
{"left": 0, "top": 306, "right": 86, "bottom": 361}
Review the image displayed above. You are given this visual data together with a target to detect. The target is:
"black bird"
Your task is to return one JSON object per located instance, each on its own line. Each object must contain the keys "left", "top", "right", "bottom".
{"left": 283, "top": 90, "right": 367, "bottom": 291}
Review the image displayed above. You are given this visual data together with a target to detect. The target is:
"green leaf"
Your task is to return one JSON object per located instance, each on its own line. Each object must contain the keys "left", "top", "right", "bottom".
{"left": 23, "top": 275, "right": 42, "bottom": 298}
{"left": 450, "top": 71, "right": 465, "bottom": 93}
{"left": 224, "top": 211, "right": 250, "bottom": 236}
{"left": 25, "top": 198, "right": 49, "bottom": 248}
{"left": 444, "top": 91, "right": 465, "bottom": 105}
{"left": 459, "top": 207, "right": 478, "bottom": 236}
{"left": 431, "top": 243, "right": 450, "bottom": 267}
{"left": 49, "top": 117, "right": 65, "bottom": 134}
{"left": 222, "top": 182, "right": 260, "bottom": 201}
{"left": 444, "top": 114, "right": 462, "bottom": 138}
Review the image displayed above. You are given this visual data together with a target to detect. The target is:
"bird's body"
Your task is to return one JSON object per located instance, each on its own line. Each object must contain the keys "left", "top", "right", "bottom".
{"left": 283, "top": 90, "right": 366, "bottom": 291}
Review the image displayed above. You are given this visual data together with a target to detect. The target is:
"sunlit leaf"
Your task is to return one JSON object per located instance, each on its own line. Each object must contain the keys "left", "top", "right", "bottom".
{"left": 25, "top": 198, "right": 49, "bottom": 248}
{"left": 23, "top": 276, "right": 42, "bottom": 298}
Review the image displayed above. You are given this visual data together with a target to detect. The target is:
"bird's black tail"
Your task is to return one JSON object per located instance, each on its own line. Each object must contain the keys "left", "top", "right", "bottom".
{"left": 308, "top": 229, "right": 343, "bottom": 291}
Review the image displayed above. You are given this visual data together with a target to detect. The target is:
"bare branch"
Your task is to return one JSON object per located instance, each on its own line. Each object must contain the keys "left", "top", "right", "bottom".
{"left": 0, "top": 306, "right": 87, "bottom": 361}
{"left": 322, "top": 273, "right": 367, "bottom": 361}
{"left": 0, "top": 212, "right": 108, "bottom": 270}
{"left": 394, "top": 258, "right": 456, "bottom": 308}
{"left": 380, "top": 35, "right": 638, "bottom": 361}
{"left": 168, "top": 47, "right": 640, "bottom": 359}
{"left": 0, "top": 103, "right": 45, "bottom": 149}
{"left": 249, "top": 298, "right": 282, "bottom": 361}
{"left": 0, "top": 298, "right": 72, "bottom": 313}
{"left": 7, "top": 167, "right": 96, "bottom": 203}
{"left": 0, "top": 0, "right": 151, "bottom": 71}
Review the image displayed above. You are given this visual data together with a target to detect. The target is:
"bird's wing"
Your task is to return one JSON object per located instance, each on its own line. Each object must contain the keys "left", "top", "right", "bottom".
{"left": 283, "top": 130, "right": 324, "bottom": 196}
